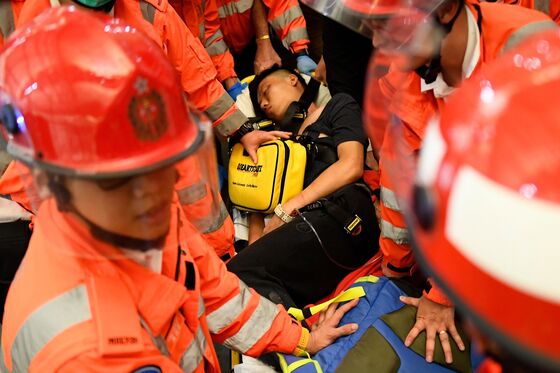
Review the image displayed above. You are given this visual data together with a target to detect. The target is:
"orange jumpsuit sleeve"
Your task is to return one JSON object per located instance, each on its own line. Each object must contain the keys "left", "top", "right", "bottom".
{"left": 423, "top": 280, "right": 453, "bottom": 307}
{"left": 156, "top": 3, "right": 247, "bottom": 136}
{"left": 203, "top": 0, "right": 238, "bottom": 82}
{"left": 263, "top": 0, "right": 309, "bottom": 52}
{"left": 184, "top": 222, "right": 304, "bottom": 355}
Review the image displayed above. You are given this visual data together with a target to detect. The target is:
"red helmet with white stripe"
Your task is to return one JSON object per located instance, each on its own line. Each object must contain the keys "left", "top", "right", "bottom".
{"left": 410, "top": 28, "right": 560, "bottom": 369}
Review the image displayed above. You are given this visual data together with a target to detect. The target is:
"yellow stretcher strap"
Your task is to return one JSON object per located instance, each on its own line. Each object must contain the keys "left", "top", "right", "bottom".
{"left": 277, "top": 353, "right": 324, "bottom": 373}
{"left": 287, "top": 276, "right": 379, "bottom": 321}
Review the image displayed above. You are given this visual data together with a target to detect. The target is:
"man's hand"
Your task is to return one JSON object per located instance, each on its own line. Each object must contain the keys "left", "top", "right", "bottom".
{"left": 400, "top": 295, "right": 465, "bottom": 364}
{"left": 296, "top": 55, "right": 317, "bottom": 75}
{"left": 255, "top": 41, "right": 282, "bottom": 74}
{"left": 307, "top": 298, "right": 359, "bottom": 354}
{"left": 239, "top": 130, "right": 291, "bottom": 164}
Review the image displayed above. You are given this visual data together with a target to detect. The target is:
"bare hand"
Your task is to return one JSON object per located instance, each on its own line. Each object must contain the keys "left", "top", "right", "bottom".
{"left": 400, "top": 295, "right": 465, "bottom": 364}
{"left": 262, "top": 215, "right": 284, "bottom": 235}
{"left": 315, "top": 56, "right": 326, "bottom": 83}
{"left": 307, "top": 298, "right": 359, "bottom": 354}
{"left": 239, "top": 130, "right": 291, "bottom": 164}
{"left": 254, "top": 41, "right": 282, "bottom": 74}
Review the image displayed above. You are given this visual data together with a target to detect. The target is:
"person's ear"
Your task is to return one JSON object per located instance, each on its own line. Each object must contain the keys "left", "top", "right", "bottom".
{"left": 289, "top": 74, "right": 298, "bottom": 86}
{"left": 436, "top": 0, "right": 460, "bottom": 24}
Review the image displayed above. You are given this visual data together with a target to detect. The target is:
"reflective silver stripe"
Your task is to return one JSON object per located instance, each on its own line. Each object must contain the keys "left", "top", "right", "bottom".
{"left": 179, "top": 325, "right": 206, "bottom": 372}
{"left": 140, "top": 0, "right": 157, "bottom": 24}
{"left": 1, "top": 339, "right": 8, "bottom": 373}
{"left": 282, "top": 27, "right": 308, "bottom": 49}
{"left": 11, "top": 285, "right": 91, "bottom": 373}
{"left": 206, "top": 39, "right": 229, "bottom": 56}
{"left": 198, "top": 296, "right": 206, "bottom": 318}
{"left": 534, "top": 0, "right": 550, "bottom": 15}
{"left": 380, "top": 186, "right": 401, "bottom": 212}
{"left": 270, "top": 6, "right": 303, "bottom": 32}
{"left": 205, "top": 29, "right": 224, "bottom": 47}
{"left": 380, "top": 220, "right": 409, "bottom": 246}
{"left": 205, "top": 91, "right": 235, "bottom": 122}
{"left": 217, "top": 0, "right": 253, "bottom": 18}
{"left": 207, "top": 281, "right": 252, "bottom": 333}
{"left": 203, "top": 203, "right": 229, "bottom": 234}
{"left": 216, "top": 109, "right": 247, "bottom": 137}
{"left": 178, "top": 182, "right": 207, "bottom": 206}
{"left": 502, "top": 20, "right": 557, "bottom": 53}
{"left": 0, "top": 1, "right": 15, "bottom": 40}
{"left": 199, "top": 22, "right": 205, "bottom": 41}
{"left": 222, "top": 296, "right": 279, "bottom": 353}
{"left": 139, "top": 317, "right": 170, "bottom": 357}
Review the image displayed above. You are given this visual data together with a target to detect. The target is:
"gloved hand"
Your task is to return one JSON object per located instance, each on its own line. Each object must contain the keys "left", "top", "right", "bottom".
{"left": 226, "top": 81, "right": 248, "bottom": 101}
{"left": 296, "top": 54, "right": 317, "bottom": 75}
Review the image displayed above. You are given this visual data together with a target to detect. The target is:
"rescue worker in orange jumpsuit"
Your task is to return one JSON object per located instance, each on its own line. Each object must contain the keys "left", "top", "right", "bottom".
{"left": 371, "top": 0, "right": 555, "bottom": 365}
{"left": 10, "top": 0, "right": 292, "bottom": 257}
{"left": 0, "top": 7, "right": 358, "bottom": 372}
{"left": 406, "top": 27, "right": 560, "bottom": 373}
{"left": 216, "top": 0, "right": 317, "bottom": 75}
{"left": 303, "top": 0, "right": 557, "bottom": 365}
{"left": 167, "top": 0, "right": 248, "bottom": 100}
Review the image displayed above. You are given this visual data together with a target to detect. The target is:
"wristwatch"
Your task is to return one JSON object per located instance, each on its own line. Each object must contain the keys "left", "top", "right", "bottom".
{"left": 274, "top": 204, "right": 296, "bottom": 223}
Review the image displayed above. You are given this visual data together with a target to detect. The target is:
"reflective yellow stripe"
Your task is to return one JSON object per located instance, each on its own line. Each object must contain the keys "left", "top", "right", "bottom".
{"left": 10, "top": 285, "right": 91, "bottom": 373}
{"left": 207, "top": 281, "right": 252, "bottom": 333}
{"left": 205, "top": 91, "right": 235, "bottom": 122}
{"left": 288, "top": 286, "right": 366, "bottom": 321}
{"left": 380, "top": 186, "right": 401, "bottom": 212}
{"left": 206, "top": 39, "right": 229, "bottom": 56}
{"left": 0, "top": 1, "right": 15, "bottom": 39}
{"left": 217, "top": 0, "right": 253, "bottom": 18}
{"left": 223, "top": 296, "right": 279, "bottom": 353}
{"left": 179, "top": 326, "right": 207, "bottom": 372}
{"left": 215, "top": 109, "right": 248, "bottom": 137}
{"left": 380, "top": 219, "right": 409, "bottom": 245}
{"left": 139, "top": 0, "right": 156, "bottom": 24}
{"left": 501, "top": 20, "right": 557, "bottom": 53}
{"left": 270, "top": 6, "right": 304, "bottom": 32}
{"left": 282, "top": 27, "right": 308, "bottom": 49}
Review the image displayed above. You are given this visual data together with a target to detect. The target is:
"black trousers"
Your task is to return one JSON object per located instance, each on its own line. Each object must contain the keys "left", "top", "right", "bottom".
{"left": 0, "top": 220, "right": 31, "bottom": 321}
{"left": 227, "top": 184, "right": 380, "bottom": 308}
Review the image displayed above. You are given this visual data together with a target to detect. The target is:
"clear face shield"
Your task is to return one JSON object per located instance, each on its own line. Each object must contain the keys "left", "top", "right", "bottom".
{"left": 0, "top": 96, "right": 221, "bottom": 258}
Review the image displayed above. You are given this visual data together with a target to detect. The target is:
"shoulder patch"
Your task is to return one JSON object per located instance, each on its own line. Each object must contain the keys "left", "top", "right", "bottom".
{"left": 132, "top": 366, "right": 162, "bottom": 373}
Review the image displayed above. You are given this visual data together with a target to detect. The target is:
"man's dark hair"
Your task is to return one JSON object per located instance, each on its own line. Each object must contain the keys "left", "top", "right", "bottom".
{"left": 248, "top": 65, "right": 307, "bottom": 117}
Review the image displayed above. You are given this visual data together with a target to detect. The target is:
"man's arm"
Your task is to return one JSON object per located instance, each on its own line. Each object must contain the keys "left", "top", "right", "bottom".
{"left": 252, "top": 0, "right": 281, "bottom": 74}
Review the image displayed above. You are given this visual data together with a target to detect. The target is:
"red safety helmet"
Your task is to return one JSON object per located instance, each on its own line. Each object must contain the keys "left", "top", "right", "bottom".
{"left": 0, "top": 6, "right": 201, "bottom": 178}
{"left": 410, "top": 29, "right": 560, "bottom": 369}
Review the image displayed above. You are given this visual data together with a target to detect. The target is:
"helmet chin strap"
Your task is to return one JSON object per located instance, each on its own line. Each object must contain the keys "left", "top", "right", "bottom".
{"left": 69, "top": 204, "right": 168, "bottom": 251}
{"left": 415, "top": 2, "right": 463, "bottom": 84}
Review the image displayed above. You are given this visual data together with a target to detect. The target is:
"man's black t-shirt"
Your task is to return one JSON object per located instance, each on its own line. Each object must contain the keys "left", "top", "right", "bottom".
{"left": 302, "top": 93, "right": 367, "bottom": 186}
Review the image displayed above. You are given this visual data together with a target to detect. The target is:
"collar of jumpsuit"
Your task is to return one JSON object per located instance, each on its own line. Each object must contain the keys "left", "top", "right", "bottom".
{"left": 420, "top": 5, "right": 481, "bottom": 99}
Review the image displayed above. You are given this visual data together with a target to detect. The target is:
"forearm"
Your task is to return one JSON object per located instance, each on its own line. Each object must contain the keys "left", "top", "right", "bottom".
{"left": 252, "top": 0, "right": 270, "bottom": 39}
{"left": 284, "top": 159, "right": 362, "bottom": 212}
